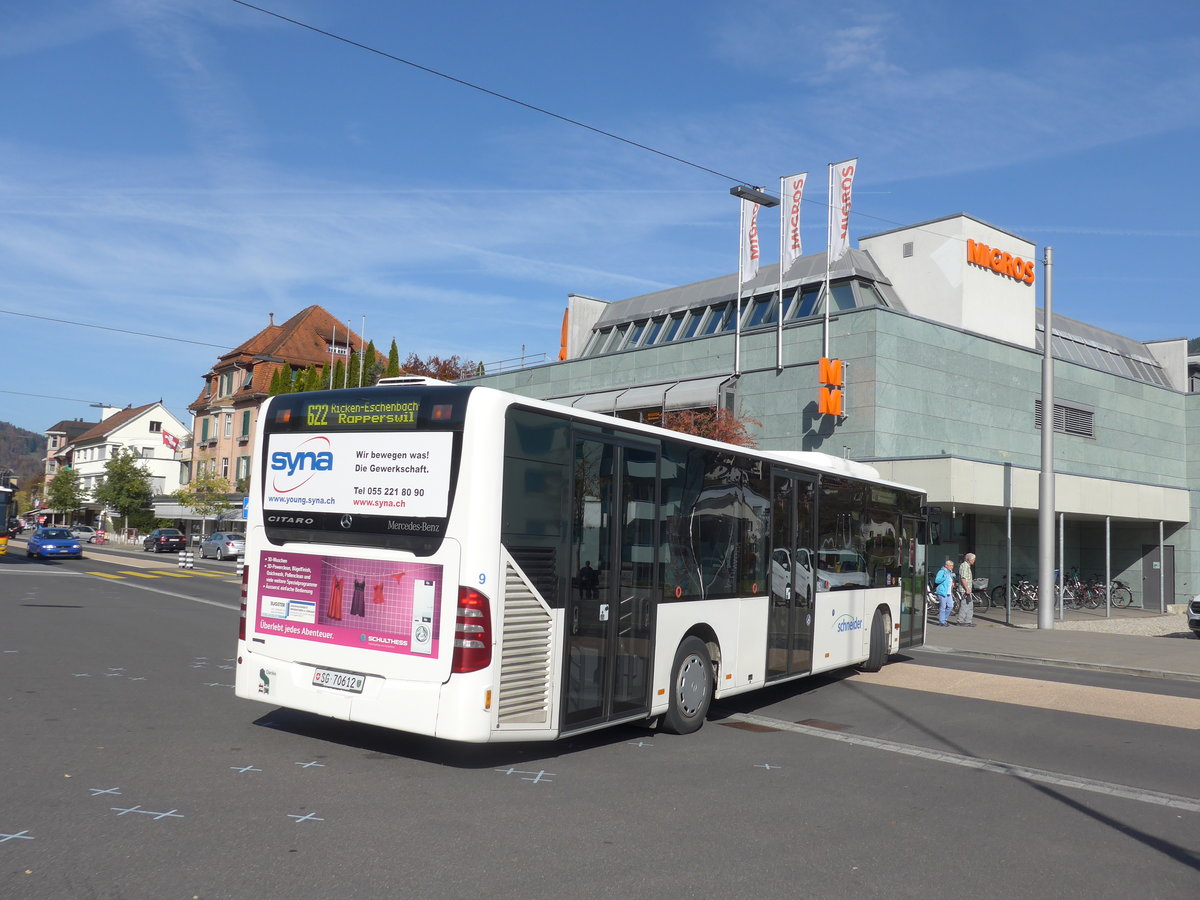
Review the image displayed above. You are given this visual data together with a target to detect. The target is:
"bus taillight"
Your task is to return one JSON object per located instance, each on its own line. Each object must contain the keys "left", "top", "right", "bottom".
{"left": 452, "top": 587, "right": 492, "bottom": 673}
{"left": 239, "top": 557, "right": 250, "bottom": 641}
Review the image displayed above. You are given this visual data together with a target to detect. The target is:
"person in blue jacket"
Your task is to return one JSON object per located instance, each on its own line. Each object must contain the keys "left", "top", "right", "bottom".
{"left": 933, "top": 559, "right": 956, "bottom": 626}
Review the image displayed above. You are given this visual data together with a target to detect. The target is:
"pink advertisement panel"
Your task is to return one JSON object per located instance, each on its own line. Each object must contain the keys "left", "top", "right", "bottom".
{"left": 255, "top": 550, "right": 443, "bottom": 657}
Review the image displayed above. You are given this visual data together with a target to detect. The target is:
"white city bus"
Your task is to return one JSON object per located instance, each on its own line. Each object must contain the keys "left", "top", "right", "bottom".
{"left": 235, "top": 378, "right": 928, "bottom": 742}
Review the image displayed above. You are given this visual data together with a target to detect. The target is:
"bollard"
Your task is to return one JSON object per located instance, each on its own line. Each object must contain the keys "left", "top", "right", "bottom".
{"left": 179, "top": 549, "right": 194, "bottom": 569}
{"left": 236, "top": 554, "right": 245, "bottom": 579}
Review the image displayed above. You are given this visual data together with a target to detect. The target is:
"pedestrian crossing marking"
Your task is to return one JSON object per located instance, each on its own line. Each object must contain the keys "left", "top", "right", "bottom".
{"left": 88, "top": 572, "right": 126, "bottom": 579}
{"left": 185, "top": 571, "right": 226, "bottom": 578}
{"left": 117, "top": 570, "right": 161, "bottom": 579}
{"left": 154, "top": 571, "right": 192, "bottom": 578}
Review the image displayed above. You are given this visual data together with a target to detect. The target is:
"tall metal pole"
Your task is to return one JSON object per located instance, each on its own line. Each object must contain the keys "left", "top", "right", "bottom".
{"left": 1004, "top": 462, "right": 1012, "bottom": 627}
{"left": 776, "top": 175, "right": 785, "bottom": 372}
{"left": 735, "top": 200, "right": 744, "bottom": 376}
{"left": 1037, "top": 246, "right": 1055, "bottom": 630}
{"left": 1159, "top": 520, "right": 1166, "bottom": 613}
{"left": 1105, "top": 515, "right": 1111, "bottom": 618}
{"left": 823, "top": 163, "right": 833, "bottom": 360}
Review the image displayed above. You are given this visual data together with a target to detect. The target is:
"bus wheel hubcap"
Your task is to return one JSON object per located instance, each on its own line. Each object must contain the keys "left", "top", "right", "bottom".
{"left": 678, "top": 655, "right": 705, "bottom": 716}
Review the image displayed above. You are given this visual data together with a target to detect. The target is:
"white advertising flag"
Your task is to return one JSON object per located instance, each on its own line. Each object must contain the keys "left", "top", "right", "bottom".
{"left": 829, "top": 158, "right": 858, "bottom": 262}
{"left": 739, "top": 197, "right": 761, "bottom": 285}
{"left": 780, "top": 173, "right": 807, "bottom": 273}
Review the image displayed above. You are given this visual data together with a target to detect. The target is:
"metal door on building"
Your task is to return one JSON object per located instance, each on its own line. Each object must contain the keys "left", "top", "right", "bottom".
{"left": 1141, "top": 544, "right": 1175, "bottom": 611}
{"left": 766, "top": 473, "right": 816, "bottom": 680}
{"left": 563, "top": 438, "right": 657, "bottom": 732}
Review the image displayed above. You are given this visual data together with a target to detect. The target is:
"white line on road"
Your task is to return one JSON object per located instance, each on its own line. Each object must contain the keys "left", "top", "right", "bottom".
{"left": 727, "top": 712, "right": 1200, "bottom": 813}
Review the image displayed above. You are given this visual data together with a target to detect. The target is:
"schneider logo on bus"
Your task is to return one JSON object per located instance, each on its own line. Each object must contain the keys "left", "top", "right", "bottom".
{"left": 834, "top": 612, "right": 864, "bottom": 633}
{"left": 305, "top": 401, "right": 420, "bottom": 427}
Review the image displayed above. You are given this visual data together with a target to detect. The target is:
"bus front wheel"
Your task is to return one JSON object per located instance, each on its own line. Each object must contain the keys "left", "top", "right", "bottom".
{"left": 859, "top": 608, "right": 889, "bottom": 673}
{"left": 662, "top": 636, "right": 713, "bottom": 735}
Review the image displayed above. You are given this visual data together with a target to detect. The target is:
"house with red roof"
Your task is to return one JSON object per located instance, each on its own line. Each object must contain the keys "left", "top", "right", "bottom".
{"left": 187, "top": 306, "right": 371, "bottom": 490}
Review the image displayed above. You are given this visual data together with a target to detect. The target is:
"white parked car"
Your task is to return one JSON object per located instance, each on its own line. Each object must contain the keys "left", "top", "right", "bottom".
{"left": 70, "top": 525, "right": 100, "bottom": 543}
{"left": 199, "top": 532, "right": 246, "bottom": 561}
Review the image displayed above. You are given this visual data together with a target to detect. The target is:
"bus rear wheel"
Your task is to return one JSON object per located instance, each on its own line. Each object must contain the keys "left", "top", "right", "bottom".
{"left": 662, "top": 636, "right": 713, "bottom": 735}
{"left": 859, "top": 608, "right": 889, "bottom": 673}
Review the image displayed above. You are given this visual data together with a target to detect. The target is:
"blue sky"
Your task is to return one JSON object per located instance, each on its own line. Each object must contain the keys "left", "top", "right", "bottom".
{"left": 2, "top": 0, "right": 1198, "bottom": 435}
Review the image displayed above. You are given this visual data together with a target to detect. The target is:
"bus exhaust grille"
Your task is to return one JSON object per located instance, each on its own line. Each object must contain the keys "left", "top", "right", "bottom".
{"left": 497, "top": 561, "right": 553, "bottom": 725}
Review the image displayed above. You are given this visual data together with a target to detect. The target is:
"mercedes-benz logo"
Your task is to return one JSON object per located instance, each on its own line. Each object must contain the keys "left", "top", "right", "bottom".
{"left": 415, "top": 624, "right": 430, "bottom": 643}
{"left": 340, "top": 515, "right": 353, "bottom": 529}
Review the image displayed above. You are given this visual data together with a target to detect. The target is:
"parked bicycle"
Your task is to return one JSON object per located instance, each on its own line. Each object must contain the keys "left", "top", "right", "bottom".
{"left": 989, "top": 574, "right": 1038, "bottom": 611}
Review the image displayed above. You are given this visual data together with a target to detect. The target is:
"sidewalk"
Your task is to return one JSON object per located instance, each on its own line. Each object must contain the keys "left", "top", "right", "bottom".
{"left": 921, "top": 607, "right": 1200, "bottom": 682}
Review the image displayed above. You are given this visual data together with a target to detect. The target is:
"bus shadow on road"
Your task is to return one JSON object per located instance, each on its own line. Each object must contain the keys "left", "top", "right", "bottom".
{"left": 250, "top": 708, "right": 665, "bottom": 769}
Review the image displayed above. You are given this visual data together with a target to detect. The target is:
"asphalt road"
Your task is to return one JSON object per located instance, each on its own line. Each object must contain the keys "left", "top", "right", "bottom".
{"left": 2, "top": 548, "right": 1198, "bottom": 899}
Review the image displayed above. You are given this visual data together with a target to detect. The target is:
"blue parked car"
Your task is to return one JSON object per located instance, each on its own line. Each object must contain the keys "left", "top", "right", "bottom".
{"left": 27, "top": 527, "right": 83, "bottom": 560}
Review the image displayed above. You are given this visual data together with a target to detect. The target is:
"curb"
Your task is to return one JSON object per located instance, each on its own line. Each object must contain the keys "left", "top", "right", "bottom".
{"left": 918, "top": 644, "right": 1200, "bottom": 684}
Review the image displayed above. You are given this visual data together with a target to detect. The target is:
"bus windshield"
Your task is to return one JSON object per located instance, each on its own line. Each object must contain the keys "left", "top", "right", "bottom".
{"left": 260, "top": 385, "right": 471, "bottom": 555}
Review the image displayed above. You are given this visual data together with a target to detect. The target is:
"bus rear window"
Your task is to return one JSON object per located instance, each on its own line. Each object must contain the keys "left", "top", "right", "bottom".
{"left": 260, "top": 386, "right": 470, "bottom": 555}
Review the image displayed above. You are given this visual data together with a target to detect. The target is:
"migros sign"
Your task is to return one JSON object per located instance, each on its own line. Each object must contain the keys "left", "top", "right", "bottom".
{"left": 967, "top": 238, "right": 1035, "bottom": 286}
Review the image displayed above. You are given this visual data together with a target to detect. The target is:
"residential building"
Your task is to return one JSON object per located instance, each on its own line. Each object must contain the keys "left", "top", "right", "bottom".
{"left": 469, "top": 212, "right": 1198, "bottom": 615}
{"left": 41, "top": 416, "right": 106, "bottom": 501}
{"left": 69, "top": 402, "right": 190, "bottom": 517}
{"left": 188, "top": 306, "right": 370, "bottom": 491}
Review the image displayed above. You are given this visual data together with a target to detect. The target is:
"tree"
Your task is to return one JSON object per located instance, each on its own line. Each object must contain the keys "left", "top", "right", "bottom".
{"left": 401, "top": 353, "right": 479, "bottom": 381}
{"left": 172, "top": 469, "right": 235, "bottom": 538}
{"left": 659, "top": 408, "right": 761, "bottom": 447}
{"left": 385, "top": 339, "right": 401, "bottom": 377}
{"left": 93, "top": 449, "right": 154, "bottom": 533}
{"left": 46, "top": 467, "right": 87, "bottom": 523}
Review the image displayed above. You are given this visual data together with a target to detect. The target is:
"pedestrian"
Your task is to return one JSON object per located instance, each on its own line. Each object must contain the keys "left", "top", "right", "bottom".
{"left": 933, "top": 559, "right": 956, "bottom": 626}
{"left": 957, "top": 552, "right": 977, "bottom": 626}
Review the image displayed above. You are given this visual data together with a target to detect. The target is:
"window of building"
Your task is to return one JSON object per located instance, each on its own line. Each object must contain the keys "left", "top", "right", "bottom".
{"left": 49, "top": 435, "right": 60, "bottom": 449}
{"left": 1035, "top": 400, "right": 1095, "bottom": 438}
{"left": 625, "top": 320, "right": 647, "bottom": 348}
{"left": 700, "top": 303, "right": 730, "bottom": 336}
{"left": 240, "top": 410, "right": 251, "bottom": 437}
{"left": 224, "top": 413, "right": 233, "bottom": 438}
{"left": 680, "top": 310, "right": 703, "bottom": 340}
{"left": 236, "top": 456, "right": 250, "bottom": 480}
{"left": 791, "top": 285, "right": 823, "bottom": 319}
{"left": 142, "top": 447, "right": 154, "bottom": 458}
{"left": 644, "top": 317, "right": 664, "bottom": 345}
{"left": 148, "top": 420, "right": 162, "bottom": 433}
{"left": 201, "top": 418, "right": 210, "bottom": 441}
{"left": 743, "top": 295, "right": 775, "bottom": 329}
{"left": 221, "top": 457, "right": 230, "bottom": 478}
{"left": 661, "top": 312, "right": 686, "bottom": 343}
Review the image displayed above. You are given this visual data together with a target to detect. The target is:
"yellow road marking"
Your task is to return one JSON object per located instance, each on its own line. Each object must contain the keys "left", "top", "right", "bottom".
{"left": 87, "top": 571, "right": 125, "bottom": 579}
{"left": 182, "top": 571, "right": 226, "bottom": 577}
{"left": 853, "top": 663, "right": 1200, "bottom": 731}
{"left": 117, "top": 570, "right": 161, "bottom": 579}
{"left": 154, "top": 571, "right": 193, "bottom": 578}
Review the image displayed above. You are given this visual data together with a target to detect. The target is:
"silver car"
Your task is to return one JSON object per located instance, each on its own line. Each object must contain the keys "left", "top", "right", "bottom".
{"left": 199, "top": 531, "right": 246, "bottom": 561}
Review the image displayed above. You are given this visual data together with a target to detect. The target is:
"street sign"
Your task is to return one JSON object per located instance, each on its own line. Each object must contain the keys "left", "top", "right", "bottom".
{"left": 242, "top": 496, "right": 249, "bottom": 520}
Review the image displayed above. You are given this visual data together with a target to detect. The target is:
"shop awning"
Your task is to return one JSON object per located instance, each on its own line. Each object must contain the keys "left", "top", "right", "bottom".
{"left": 664, "top": 375, "right": 732, "bottom": 410}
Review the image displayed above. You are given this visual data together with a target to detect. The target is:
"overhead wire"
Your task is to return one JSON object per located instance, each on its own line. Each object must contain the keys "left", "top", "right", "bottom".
{"left": 224, "top": 2, "right": 978, "bottom": 241}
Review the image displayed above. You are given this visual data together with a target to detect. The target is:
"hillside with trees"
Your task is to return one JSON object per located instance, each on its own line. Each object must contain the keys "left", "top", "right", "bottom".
{"left": 0, "top": 420, "right": 44, "bottom": 481}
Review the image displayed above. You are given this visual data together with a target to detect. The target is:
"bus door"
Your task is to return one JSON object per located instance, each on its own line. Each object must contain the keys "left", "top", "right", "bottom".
{"left": 563, "top": 437, "right": 657, "bottom": 732}
{"left": 767, "top": 473, "right": 816, "bottom": 680}
{"left": 899, "top": 515, "right": 926, "bottom": 648}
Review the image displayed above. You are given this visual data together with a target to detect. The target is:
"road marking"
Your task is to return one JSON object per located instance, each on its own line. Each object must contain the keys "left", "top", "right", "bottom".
{"left": 851, "top": 663, "right": 1200, "bottom": 731}
{"left": 117, "top": 570, "right": 161, "bottom": 579}
{"left": 727, "top": 712, "right": 1200, "bottom": 813}
{"left": 154, "top": 571, "right": 192, "bottom": 578}
{"left": 87, "top": 571, "right": 126, "bottom": 579}
{"left": 186, "top": 571, "right": 227, "bottom": 578}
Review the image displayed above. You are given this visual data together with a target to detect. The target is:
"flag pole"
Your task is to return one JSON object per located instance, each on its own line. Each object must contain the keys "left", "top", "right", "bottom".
{"left": 735, "top": 199, "right": 744, "bottom": 376}
{"left": 777, "top": 175, "right": 785, "bottom": 372}
{"left": 823, "top": 163, "right": 832, "bottom": 360}
{"left": 358, "top": 316, "right": 366, "bottom": 387}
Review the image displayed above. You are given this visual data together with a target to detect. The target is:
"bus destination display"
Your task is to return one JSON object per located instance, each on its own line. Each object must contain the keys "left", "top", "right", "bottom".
{"left": 301, "top": 399, "right": 421, "bottom": 429}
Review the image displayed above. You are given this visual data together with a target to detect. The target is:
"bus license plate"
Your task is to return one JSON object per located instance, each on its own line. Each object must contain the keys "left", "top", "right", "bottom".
{"left": 312, "top": 668, "right": 366, "bottom": 694}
